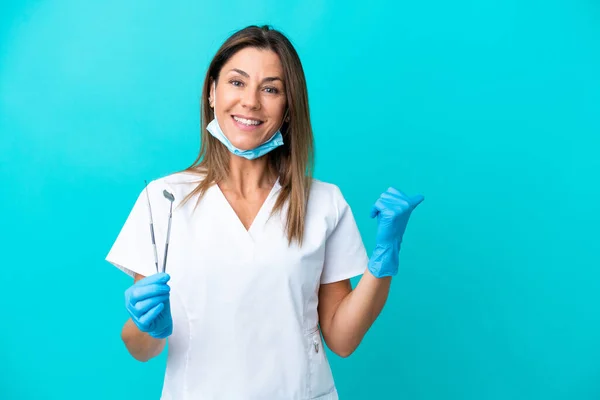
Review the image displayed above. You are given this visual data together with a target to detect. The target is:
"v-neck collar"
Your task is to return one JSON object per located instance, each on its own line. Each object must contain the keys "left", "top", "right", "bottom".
{"left": 212, "top": 178, "right": 281, "bottom": 242}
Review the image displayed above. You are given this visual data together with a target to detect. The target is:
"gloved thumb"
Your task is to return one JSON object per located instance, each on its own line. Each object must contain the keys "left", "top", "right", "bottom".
{"left": 410, "top": 194, "right": 425, "bottom": 208}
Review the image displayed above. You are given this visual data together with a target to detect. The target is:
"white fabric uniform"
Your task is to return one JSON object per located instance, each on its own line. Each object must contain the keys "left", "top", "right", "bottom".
{"left": 106, "top": 172, "right": 369, "bottom": 400}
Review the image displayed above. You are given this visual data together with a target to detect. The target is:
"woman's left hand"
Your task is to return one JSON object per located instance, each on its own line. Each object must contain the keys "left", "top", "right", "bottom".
{"left": 368, "top": 187, "right": 424, "bottom": 278}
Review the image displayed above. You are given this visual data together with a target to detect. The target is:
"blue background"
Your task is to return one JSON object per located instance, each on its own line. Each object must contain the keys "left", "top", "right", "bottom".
{"left": 1, "top": 0, "right": 599, "bottom": 399}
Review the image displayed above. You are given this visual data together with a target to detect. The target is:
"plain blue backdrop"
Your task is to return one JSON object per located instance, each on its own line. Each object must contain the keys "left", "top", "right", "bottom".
{"left": 1, "top": 0, "right": 599, "bottom": 399}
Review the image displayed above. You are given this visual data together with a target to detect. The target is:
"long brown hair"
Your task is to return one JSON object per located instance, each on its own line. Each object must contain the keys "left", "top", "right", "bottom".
{"left": 179, "top": 25, "right": 314, "bottom": 246}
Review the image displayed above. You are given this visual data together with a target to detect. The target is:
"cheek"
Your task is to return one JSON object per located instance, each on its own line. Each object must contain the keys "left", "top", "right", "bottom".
{"left": 267, "top": 101, "right": 287, "bottom": 122}
{"left": 216, "top": 89, "right": 238, "bottom": 112}
{"left": 217, "top": 109, "right": 230, "bottom": 123}
{"left": 215, "top": 97, "right": 236, "bottom": 124}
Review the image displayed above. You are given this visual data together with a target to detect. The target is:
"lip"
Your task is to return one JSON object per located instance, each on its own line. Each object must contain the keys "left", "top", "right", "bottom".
{"left": 232, "top": 114, "right": 264, "bottom": 122}
{"left": 231, "top": 115, "right": 264, "bottom": 132}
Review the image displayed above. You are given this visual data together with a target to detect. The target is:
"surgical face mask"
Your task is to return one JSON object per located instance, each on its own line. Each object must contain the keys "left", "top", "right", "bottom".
{"left": 206, "top": 83, "right": 285, "bottom": 160}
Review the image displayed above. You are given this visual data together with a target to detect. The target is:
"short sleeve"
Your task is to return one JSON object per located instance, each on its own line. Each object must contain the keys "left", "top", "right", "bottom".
{"left": 105, "top": 182, "right": 166, "bottom": 279}
{"left": 320, "top": 186, "right": 369, "bottom": 284}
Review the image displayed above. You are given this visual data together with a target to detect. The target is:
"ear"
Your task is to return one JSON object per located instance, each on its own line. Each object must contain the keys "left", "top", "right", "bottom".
{"left": 209, "top": 80, "right": 215, "bottom": 108}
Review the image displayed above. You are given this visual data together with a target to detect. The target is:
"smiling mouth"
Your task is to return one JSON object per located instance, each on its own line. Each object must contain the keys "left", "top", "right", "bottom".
{"left": 232, "top": 115, "right": 264, "bottom": 126}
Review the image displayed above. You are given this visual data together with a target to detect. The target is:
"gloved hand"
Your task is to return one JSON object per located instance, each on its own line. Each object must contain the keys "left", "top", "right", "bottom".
{"left": 368, "top": 187, "right": 424, "bottom": 278}
{"left": 125, "top": 272, "right": 173, "bottom": 339}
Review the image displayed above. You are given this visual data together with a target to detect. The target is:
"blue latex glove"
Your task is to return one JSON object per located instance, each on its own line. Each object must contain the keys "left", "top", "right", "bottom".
{"left": 125, "top": 272, "right": 173, "bottom": 339}
{"left": 368, "top": 187, "right": 424, "bottom": 278}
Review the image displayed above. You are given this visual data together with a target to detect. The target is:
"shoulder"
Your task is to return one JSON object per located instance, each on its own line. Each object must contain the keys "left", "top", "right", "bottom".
{"left": 308, "top": 178, "right": 346, "bottom": 203}
{"left": 307, "top": 178, "right": 350, "bottom": 221}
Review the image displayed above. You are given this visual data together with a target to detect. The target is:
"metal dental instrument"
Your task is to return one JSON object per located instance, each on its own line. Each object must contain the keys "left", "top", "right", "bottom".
{"left": 162, "top": 190, "right": 175, "bottom": 273}
{"left": 144, "top": 180, "right": 160, "bottom": 274}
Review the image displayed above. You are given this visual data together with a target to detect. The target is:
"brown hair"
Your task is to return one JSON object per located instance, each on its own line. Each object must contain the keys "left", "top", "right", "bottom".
{"left": 179, "top": 25, "right": 314, "bottom": 245}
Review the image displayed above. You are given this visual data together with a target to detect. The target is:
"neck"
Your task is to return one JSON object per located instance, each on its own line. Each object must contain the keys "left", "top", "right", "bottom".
{"left": 221, "top": 155, "right": 277, "bottom": 196}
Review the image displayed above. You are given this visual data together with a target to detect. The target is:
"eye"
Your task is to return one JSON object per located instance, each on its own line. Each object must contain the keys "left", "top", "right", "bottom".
{"left": 229, "top": 79, "right": 244, "bottom": 87}
{"left": 263, "top": 87, "right": 280, "bottom": 94}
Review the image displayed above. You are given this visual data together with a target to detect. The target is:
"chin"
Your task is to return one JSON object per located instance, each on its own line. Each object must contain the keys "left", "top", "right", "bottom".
{"left": 225, "top": 131, "right": 266, "bottom": 150}
{"left": 228, "top": 136, "right": 261, "bottom": 151}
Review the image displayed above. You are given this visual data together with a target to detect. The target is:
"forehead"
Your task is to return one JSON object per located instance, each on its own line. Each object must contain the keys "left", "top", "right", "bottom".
{"left": 221, "top": 47, "right": 283, "bottom": 78}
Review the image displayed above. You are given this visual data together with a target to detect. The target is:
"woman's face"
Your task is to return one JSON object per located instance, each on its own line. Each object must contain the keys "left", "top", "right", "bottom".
{"left": 211, "top": 47, "right": 287, "bottom": 151}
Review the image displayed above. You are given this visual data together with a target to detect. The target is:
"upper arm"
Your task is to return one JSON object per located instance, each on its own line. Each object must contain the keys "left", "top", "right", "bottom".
{"left": 319, "top": 185, "right": 368, "bottom": 285}
{"left": 317, "top": 279, "right": 352, "bottom": 341}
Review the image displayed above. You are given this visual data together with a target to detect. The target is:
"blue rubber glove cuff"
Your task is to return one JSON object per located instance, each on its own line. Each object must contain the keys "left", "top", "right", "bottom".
{"left": 368, "top": 241, "right": 401, "bottom": 278}
{"left": 149, "top": 329, "right": 171, "bottom": 339}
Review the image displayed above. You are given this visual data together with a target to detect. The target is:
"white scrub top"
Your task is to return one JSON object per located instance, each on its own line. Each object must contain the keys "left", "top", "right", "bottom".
{"left": 106, "top": 172, "right": 369, "bottom": 400}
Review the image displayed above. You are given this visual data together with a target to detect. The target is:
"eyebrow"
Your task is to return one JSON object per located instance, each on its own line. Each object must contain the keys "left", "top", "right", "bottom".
{"left": 228, "top": 68, "right": 283, "bottom": 83}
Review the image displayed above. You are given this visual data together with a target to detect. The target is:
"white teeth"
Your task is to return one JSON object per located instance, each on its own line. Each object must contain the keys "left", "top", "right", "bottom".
{"left": 233, "top": 116, "right": 262, "bottom": 126}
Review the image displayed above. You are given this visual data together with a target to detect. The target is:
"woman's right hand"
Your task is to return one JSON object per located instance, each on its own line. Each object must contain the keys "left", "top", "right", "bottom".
{"left": 124, "top": 273, "right": 173, "bottom": 339}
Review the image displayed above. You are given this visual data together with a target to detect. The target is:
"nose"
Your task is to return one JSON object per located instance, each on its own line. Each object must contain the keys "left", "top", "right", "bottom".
{"left": 240, "top": 88, "right": 261, "bottom": 110}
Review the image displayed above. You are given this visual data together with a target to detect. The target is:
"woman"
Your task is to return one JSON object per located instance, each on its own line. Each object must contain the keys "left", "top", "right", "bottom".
{"left": 106, "top": 25, "right": 424, "bottom": 399}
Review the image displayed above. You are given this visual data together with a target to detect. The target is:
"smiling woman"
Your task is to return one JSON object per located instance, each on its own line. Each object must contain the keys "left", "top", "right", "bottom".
{"left": 184, "top": 26, "right": 316, "bottom": 246}
{"left": 203, "top": 49, "right": 291, "bottom": 188}
{"left": 214, "top": 51, "right": 287, "bottom": 140}
{"left": 105, "top": 24, "right": 424, "bottom": 400}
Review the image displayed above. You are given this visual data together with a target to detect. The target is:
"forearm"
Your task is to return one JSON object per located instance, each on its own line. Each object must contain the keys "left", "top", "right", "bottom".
{"left": 121, "top": 318, "right": 166, "bottom": 362}
{"left": 327, "top": 269, "right": 391, "bottom": 357}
